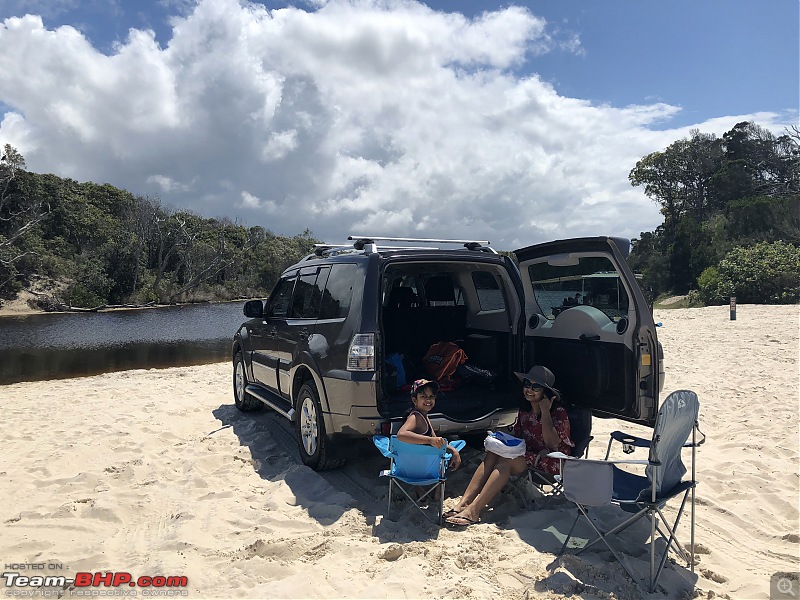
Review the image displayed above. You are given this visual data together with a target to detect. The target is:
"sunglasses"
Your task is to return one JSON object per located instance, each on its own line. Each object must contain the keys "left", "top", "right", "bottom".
{"left": 523, "top": 379, "right": 544, "bottom": 391}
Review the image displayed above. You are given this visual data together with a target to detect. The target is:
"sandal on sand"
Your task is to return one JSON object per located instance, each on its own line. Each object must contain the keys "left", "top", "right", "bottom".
{"left": 442, "top": 509, "right": 459, "bottom": 520}
{"left": 446, "top": 515, "right": 480, "bottom": 528}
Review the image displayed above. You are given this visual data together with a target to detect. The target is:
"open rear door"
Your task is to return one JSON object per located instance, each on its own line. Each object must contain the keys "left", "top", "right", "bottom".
{"left": 514, "top": 236, "right": 662, "bottom": 427}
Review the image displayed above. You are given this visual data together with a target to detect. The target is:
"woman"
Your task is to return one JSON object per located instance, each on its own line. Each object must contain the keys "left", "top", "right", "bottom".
{"left": 445, "top": 365, "right": 573, "bottom": 527}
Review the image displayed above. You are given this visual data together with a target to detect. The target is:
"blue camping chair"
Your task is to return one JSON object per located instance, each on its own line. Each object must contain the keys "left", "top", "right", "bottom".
{"left": 551, "top": 390, "right": 705, "bottom": 592}
{"left": 373, "top": 435, "right": 466, "bottom": 525}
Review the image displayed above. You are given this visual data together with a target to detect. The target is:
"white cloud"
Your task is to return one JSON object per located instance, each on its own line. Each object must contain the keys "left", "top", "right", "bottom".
{"left": 0, "top": 0, "right": 794, "bottom": 249}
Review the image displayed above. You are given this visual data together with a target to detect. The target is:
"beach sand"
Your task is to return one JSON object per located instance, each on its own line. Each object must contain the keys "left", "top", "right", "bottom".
{"left": 1, "top": 305, "right": 798, "bottom": 599}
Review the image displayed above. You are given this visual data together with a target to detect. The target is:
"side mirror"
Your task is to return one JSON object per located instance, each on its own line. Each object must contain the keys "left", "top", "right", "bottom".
{"left": 243, "top": 300, "right": 264, "bottom": 319}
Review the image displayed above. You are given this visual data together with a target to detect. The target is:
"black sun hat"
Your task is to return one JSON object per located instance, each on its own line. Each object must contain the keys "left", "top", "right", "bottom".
{"left": 513, "top": 365, "right": 561, "bottom": 402}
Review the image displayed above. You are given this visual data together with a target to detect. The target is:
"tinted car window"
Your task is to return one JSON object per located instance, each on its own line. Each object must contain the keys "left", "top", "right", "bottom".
{"left": 472, "top": 271, "right": 506, "bottom": 311}
{"left": 526, "top": 256, "right": 631, "bottom": 321}
{"left": 267, "top": 273, "right": 296, "bottom": 318}
{"left": 319, "top": 264, "right": 356, "bottom": 319}
{"left": 291, "top": 269, "right": 322, "bottom": 319}
{"left": 311, "top": 267, "right": 331, "bottom": 317}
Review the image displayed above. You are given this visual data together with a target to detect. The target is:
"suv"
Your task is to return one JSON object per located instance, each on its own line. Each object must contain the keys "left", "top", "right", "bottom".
{"left": 232, "top": 235, "right": 664, "bottom": 470}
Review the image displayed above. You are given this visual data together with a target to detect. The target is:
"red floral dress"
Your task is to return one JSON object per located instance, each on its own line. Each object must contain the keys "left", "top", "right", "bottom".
{"left": 512, "top": 406, "right": 574, "bottom": 475}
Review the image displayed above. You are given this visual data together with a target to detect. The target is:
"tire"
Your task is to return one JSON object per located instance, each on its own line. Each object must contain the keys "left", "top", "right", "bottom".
{"left": 233, "top": 352, "right": 262, "bottom": 412}
{"left": 295, "top": 380, "right": 345, "bottom": 471}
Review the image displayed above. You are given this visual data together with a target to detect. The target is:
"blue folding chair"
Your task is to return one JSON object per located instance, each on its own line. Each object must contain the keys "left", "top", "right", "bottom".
{"left": 552, "top": 390, "right": 705, "bottom": 592}
{"left": 373, "top": 435, "right": 466, "bottom": 525}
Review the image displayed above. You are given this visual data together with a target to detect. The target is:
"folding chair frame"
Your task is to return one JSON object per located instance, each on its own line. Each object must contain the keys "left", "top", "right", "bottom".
{"left": 555, "top": 390, "right": 705, "bottom": 593}
{"left": 374, "top": 435, "right": 466, "bottom": 526}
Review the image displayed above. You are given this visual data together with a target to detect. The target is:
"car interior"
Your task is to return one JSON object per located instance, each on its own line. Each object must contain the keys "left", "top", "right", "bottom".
{"left": 379, "top": 261, "right": 521, "bottom": 422}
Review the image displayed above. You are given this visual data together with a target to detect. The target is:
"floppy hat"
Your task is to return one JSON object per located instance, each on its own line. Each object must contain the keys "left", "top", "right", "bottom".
{"left": 514, "top": 365, "right": 561, "bottom": 401}
{"left": 411, "top": 379, "right": 440, "bottom": 396}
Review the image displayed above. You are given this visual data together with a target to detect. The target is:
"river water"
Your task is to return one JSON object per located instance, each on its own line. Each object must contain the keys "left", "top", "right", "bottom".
{"left": 0, "top": 301, "right": 247, "bottom": 384}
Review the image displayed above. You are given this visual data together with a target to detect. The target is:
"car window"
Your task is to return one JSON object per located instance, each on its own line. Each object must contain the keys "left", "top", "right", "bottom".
{"left": 291, "top": 269, "right": 323, "bottom": 319}
{"left": 319, "top": 264, "right": 356, "bottom": 319}
{"left": 382, "top": 271, "right": 420, "bottom": 307}
{"left": 472, "top": 271, "right": 506, "bottom": 311}
{"left": 267, "top": 273, "right": 297, "bottom": 318}
{"left": 526, "top": 256, "right": 631, "bottom": 322}
{"left": 311, "top": 266, "right": 331, "bottom": 317}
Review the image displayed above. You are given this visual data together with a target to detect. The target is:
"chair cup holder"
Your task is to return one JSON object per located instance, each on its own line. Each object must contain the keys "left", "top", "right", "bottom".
{"left": 621, "top": 436, "right": 637, "bottom": 454}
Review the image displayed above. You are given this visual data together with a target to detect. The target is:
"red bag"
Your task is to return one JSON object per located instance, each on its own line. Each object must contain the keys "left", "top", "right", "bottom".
{"left": 423, "top": 342, "right": 468, "bottom": 380}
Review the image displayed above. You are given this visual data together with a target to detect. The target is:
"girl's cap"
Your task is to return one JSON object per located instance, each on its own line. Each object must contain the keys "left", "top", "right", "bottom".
{"left": 411, "top": 379, "right": 439, "bottom": 396}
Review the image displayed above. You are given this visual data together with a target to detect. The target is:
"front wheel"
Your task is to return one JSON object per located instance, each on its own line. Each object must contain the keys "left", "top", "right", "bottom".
{"left": 233, "top": 352, "right": 262, "bottom": 412}
{"left": 295, "top": 381, "right": 345, "bottom": 471}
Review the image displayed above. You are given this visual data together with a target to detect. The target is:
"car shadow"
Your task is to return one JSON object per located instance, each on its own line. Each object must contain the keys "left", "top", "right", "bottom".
{"left": 213, "top": 402, "right": 460, "bottom": 538}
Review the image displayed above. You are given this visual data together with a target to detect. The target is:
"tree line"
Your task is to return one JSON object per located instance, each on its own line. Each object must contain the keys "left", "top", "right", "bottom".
{"left": 0, "top": 144, "right": 318, "bottom": 310}
{"left": 628, "top": 121, "right": 799, "bottom": 305}
{"left": 2, "top": 119, "right": 798, "bottom": 311}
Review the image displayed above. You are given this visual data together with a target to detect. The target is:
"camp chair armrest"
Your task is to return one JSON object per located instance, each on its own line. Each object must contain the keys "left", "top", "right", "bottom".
{"left": 548, "top": 452, "right": 649, "bottom": 466}
{"left": 372, "top": 435, "right": 396, "bottom": 459}
{"left": 610, "top": 430, "right": 651, "bottom": 447}
{"left": 442, "top": 438, "right": 466, "bottom": 460}
{"left": 547, "top": 451, "right": 572, "bottom": 460}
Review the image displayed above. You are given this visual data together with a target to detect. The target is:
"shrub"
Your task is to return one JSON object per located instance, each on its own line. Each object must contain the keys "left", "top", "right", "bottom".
{"left": 713, "top": 241, "right": 800, "bottom": 304}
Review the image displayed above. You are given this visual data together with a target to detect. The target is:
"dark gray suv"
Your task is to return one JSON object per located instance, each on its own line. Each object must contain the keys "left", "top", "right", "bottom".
{"left": 232, "top": 235, "right": 664, "bottom": 470}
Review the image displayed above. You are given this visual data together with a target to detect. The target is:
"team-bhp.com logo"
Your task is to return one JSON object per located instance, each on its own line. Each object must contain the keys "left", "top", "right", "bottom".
{"left": 3, "top": 569, "right": 188, "bottom": 597}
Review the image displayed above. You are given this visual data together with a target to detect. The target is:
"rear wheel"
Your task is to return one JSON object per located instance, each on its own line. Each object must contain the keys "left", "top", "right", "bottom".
{"left": 296, "top": 381, "right": 345, "bottom": 470}
{"left": 233, "top": 352, "right": 262, "bottom": 412}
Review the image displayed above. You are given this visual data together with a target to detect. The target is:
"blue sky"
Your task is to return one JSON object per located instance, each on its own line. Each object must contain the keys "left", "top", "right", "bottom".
{"left": 0, "top": 0, "right": 796, "bottom": 248}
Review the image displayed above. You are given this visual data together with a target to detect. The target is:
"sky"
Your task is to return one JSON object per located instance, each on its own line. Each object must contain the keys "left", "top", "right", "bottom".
{"left": 0, "top": 0, "right": 797, "bottom": 250}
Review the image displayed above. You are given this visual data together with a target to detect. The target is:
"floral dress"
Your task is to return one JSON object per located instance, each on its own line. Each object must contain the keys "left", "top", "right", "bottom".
{"left": 512, "top": 406, "right": 574, "bottom": 475}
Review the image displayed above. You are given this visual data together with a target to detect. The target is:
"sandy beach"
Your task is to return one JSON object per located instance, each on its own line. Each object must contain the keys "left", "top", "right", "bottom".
{"left": 1, "top": 304, "right": 798, "bottom": 599}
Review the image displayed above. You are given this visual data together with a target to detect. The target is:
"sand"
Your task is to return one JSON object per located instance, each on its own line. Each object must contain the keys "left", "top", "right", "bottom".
{"left": 1, "top": 305, "right": 798, "bottom": 599}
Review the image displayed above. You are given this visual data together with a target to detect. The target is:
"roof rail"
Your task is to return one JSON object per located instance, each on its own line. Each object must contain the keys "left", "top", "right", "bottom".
{"left": 308, "top": 236, "right": 497, "bottom": 259}
{"left": 348, "top": 235, "right": 490, "bottom": 245}
{"left": 348, "top": 235, "right": 497, "bottom": 254}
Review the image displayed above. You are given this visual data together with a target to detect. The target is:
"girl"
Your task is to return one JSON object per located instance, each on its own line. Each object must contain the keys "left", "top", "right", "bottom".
{"left": 397, "top": 379, "right": 463, "bottom": 475}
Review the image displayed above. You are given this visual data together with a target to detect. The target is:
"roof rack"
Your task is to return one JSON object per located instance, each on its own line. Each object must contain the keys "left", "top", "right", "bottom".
{"left": 347, "top": 235, "right": 497, "bottom": 254}
{"left": 348, "top": 235, "right": 490, "bottom": 245}
{"left": 307, "top": 236, "right": 497, "bottom": 259}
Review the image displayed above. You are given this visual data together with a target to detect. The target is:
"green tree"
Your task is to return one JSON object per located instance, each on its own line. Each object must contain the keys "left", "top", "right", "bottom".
{"left": 0, "top": 145, "right": 52, "bottom": 295}
{"left": 629, "top": 121, "right": 799, "bottom": 299}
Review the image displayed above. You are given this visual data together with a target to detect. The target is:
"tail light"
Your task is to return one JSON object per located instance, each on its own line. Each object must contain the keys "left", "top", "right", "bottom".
{"left": 347, "top": 333, "right": 375, "bottom": 371}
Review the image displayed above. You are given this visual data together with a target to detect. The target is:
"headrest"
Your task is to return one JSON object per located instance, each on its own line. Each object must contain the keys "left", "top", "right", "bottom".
{"left": 425, "top": 276, "right": 455, "bottom": 303}
{"left": 388, "top": 287, "right": 417, "bottom": 308}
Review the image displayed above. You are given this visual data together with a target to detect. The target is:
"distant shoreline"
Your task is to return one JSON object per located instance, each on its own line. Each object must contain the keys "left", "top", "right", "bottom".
{"left": 0, "top": 293, "right": 251, "bottom": 318}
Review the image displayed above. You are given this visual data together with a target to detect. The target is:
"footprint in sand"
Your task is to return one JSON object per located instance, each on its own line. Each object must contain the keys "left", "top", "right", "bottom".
{"left": 379, "top": 544, "right": 404, "bottom": 561}
{"left": 700, "top": 568, "right": 727, "bottom": 584}
{"left": 692, "top": 543, "right": 712, "bottom": 555}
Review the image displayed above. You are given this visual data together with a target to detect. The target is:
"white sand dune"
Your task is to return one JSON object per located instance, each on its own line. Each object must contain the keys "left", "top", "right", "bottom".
{"left": 1, "top": 305, "right": 798, "bottom": 599}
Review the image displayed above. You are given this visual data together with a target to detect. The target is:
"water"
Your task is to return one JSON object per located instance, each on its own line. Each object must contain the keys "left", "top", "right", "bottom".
{"left": 0, "top": 302, "right": 247, "bottom": 384}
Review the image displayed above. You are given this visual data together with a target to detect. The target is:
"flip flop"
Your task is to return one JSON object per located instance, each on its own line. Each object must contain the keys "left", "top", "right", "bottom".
{"left": 442, "top": 509, "right": 459, "bottom": 520}
{"left": 445, "top": 515, "right": 480, "bottom": 528}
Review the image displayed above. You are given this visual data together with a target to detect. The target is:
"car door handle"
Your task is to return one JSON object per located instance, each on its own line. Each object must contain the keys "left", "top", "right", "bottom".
{"left": 580, "top": 334, "right": 601, "bottom": 341}
{"left": 299, "top": 328, "right": 310, "bottom": 340}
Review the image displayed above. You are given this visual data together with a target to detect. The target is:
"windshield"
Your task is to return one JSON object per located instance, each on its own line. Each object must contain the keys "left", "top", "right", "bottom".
{"left": 526, "top": 256, "right": 631, "bottom": 322}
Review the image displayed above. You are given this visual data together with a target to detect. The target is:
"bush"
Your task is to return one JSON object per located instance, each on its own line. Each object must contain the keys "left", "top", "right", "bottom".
{"left": 697, "top": 266, "right": 723, "bottom": 305}
{"left": 707, "top": 241, "right": 800, "bottom": 304}
{"left": 62, "top": 258, "right": 113, "bottom": 308}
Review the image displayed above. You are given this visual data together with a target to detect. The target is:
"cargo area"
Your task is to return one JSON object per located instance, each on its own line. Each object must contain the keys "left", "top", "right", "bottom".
{"left": 377, "top": 260, "right": 520, "bottom": 424}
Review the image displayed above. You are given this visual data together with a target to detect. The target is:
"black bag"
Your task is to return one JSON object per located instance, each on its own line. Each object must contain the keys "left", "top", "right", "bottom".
{"left": 455, "top": 363, "right": 497, "bottom": 387}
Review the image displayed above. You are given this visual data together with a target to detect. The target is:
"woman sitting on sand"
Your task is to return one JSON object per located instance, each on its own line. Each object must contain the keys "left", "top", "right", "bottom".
{"left": 445, "top": 365, "right": 573, "bottom": 527}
